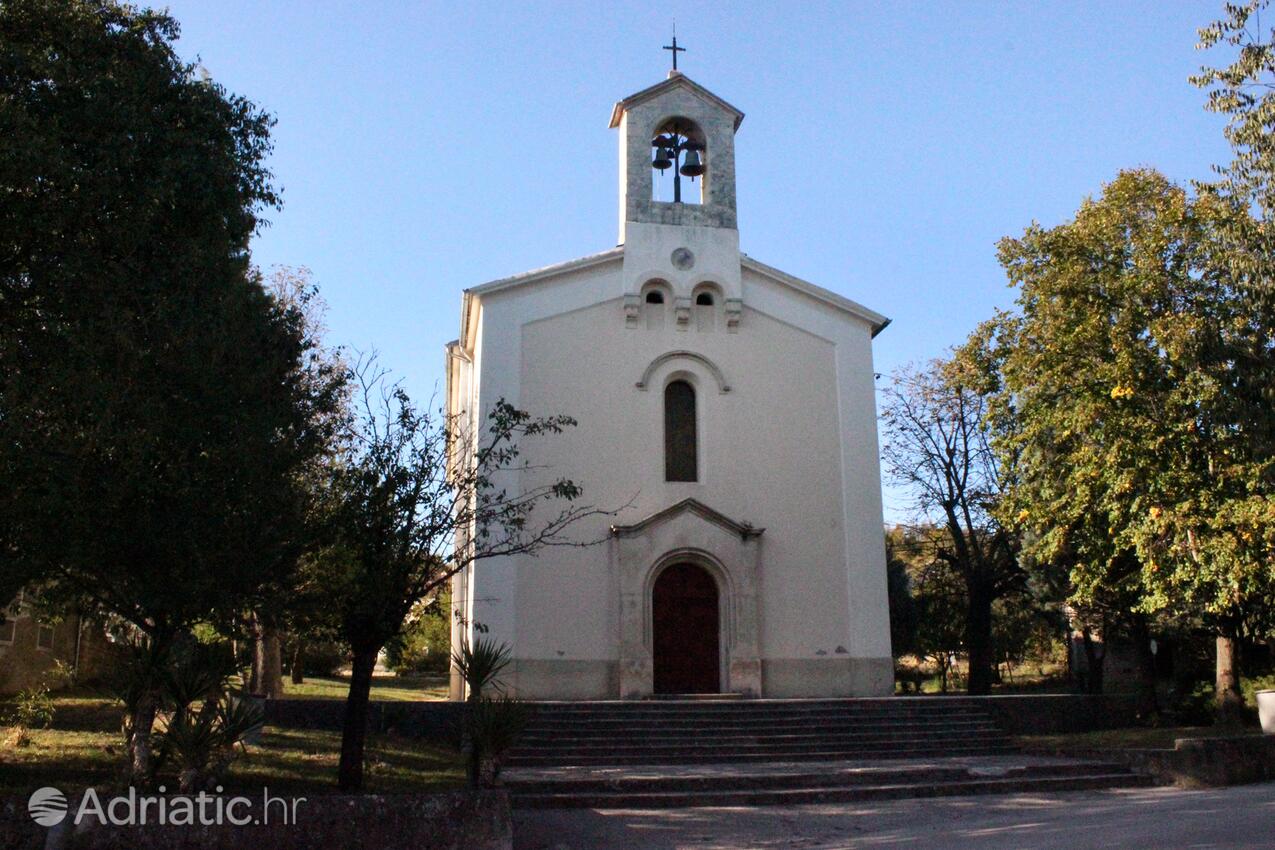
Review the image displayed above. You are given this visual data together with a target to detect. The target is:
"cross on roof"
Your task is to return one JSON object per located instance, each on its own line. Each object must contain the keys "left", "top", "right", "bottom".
{"left": 663, "top": 33, "right": 686, "bottom": 71}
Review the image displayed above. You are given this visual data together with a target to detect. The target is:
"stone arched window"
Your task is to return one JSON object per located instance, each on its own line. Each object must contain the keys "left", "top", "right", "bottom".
{"left": 692, "top": 283, "right": 721, "bottom": 332}
{"left": 641, "top": 280, "right": 672, "bottom": 330}
{"left": 664, "top": 380, "right": 697, "bottom": 482}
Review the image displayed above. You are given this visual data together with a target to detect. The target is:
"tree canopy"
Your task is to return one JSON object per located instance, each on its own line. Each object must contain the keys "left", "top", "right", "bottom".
{"left": 0, "top": 0, "right": 344, "bottom": 774}
{"left": 979, "top": 168, "right": 1275, "bottom": 718}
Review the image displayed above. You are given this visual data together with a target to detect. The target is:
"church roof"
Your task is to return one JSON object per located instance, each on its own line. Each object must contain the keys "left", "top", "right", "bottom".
{"left": 610, "top": 498, "right": 764, "bottom": 540}
{"left": 608, "top": 72, "right": 746, "bottom": 131}
{"left": 460, "top": 247, "right": 624, "bottom": 350}
{"left": 740, "top": 255, "right": 891, "bottom": 337}
{"left": 458, "top": 246, "right": 890, "bottom": 348}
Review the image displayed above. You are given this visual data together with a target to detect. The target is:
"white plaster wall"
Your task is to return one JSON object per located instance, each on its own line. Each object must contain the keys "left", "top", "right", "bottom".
{"left": 465, "top": 255, "right": 891, "bottom": 696}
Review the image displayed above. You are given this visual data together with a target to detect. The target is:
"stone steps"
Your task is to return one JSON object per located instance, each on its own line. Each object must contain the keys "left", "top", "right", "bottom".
{"left": 509, "top": 768, "right": 1153, "bottom": 809}
{"left": 503, "top": 698, "right": 1150, "bottom": 806}
{"left": 508, "top": 698, "right": 1015, "bottom": 768}
{"left": 509, "top": 759, "right": 1131, "bottom": 795}
{"left": 507, "top": 742, "right": 1020, "bottom": 767}
{"left": 519, "top": 720, "right": 1002, "bottom": 738}
{"left": 512, "top": 734, "right": 1009, "bottom": 754}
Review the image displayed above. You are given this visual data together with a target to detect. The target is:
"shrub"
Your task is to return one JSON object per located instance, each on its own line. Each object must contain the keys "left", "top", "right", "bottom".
{"left": 43, "top": 659, "right": 77, "bottom": 690}
{"left": 299, "top": 640, "right": 350, "bottom": 677}
{"left": 6, "top": 686, "right": 55, "bottom": 732}
{"left": 469, "top": 695, "right": 531, "bottom": 786}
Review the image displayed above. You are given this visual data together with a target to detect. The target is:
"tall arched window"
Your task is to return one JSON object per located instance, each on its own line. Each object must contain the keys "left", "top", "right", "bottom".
{"left": 664, "top": 380, "right": 697, "bottom": 482}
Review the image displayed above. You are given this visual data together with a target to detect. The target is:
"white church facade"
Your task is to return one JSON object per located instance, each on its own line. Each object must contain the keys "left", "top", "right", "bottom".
{"left": 447, "top": 71, "right": 893, "bottom": 700}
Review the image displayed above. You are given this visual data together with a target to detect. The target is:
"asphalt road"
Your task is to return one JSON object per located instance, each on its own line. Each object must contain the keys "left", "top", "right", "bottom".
{"left": 514, "top": 783, "right": 1275, "bottom": 849}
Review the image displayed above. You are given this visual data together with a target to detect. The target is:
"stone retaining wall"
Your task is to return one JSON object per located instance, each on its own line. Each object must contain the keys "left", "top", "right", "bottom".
{"left": 264, "top": 698, "right": 465, "bottom": 739}
{"left": 3, "top": 790, "right": 510, "bottom": 850}
{"left": 1123, "top": 736, "right": 1274, "bottom": 789}
{"left": 976, "top": 694, "right": 1140, "bottom": 735}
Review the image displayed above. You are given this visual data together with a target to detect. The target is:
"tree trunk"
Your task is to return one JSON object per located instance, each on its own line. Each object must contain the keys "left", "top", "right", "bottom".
{"left": 1216, "top": 632, "right": 1245, "bottom": 727}
{"left": 290, "top": 642, "right": 305, "bottom": 685}
{"left": 127, "top": 695, "right": 157, "bottom": 786}
{"left": 1081, "top": 627, "right": 1106, "bottom": 695}
{"left": 1130, "top": 614, "right": 1159, "bottom": 719}
{"left": 965, "top": 582, "right": 995, "bottom": 695}
{"left": 338, "top": 646, "right": 379, "bottom": 791}
{"left": 261, "top": 628, "right": 284, "bottom": 698}
{"left": 250, "top": 613, "right": 284, "bottom": 698}
{"left": 1065, "top": 623, "right": 1078, "bottom": 691}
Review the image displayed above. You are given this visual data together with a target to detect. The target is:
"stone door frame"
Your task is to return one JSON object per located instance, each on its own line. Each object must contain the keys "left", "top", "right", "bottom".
{"left": 611, "top": 499, "right": 763, "bottom": 698}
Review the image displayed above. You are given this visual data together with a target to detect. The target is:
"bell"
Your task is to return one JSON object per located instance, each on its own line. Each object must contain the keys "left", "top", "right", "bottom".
{"left": 652, "top": 147, "right": 673, "bottom": 171}
{"left": 679, "top": 148, "right": 704, "bottom": 177}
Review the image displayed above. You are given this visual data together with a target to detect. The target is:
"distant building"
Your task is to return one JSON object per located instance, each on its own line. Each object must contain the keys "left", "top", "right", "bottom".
{"left": 0, "top": 593, "right": 121, "bottom": 693}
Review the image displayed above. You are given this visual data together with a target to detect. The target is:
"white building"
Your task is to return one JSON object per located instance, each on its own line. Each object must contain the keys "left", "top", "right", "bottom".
{"left": 447, "top": 71, "right": 893, "bottom": 699}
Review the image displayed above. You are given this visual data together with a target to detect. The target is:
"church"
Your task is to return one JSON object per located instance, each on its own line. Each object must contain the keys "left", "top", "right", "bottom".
{"left": 446, "top": 66, "right": 893, "bottom": 700}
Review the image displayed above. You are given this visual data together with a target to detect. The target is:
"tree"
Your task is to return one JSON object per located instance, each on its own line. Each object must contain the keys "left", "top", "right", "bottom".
{"left": 960, "top": 317, "right": 1160, "bottom": 712}
{"left": 884, "top": 533, "right": 919, "bottom": 660}
{"left": 991, "top": 169, "right": 1275, "bottom": 723}
{"left": 1193, "top": 0, "right": 1275, "bottom": 402}
{"left": 245, "top": 266, "right": 351, "bottom": 699}
{"left": 0, "top": 0, "right": 343, "bottom": 777}
{"left": 880, "top": 361, "right": 1023, "bottom": 694}
{"left": 320, "top": 363, "right": 608, "bottom": 791}
{"left": 1195, "top": 1, "right": 1275, "bottom": 225}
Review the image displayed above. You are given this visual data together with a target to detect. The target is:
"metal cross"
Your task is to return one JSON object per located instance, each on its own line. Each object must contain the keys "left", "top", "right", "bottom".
{"left": 663, "top": 34, "right": 686, "bottom": 71}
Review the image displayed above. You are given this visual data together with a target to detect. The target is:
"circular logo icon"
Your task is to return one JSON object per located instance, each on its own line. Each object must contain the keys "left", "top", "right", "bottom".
{"left": 28, "top": 787, "right": 68, "bottom": 827}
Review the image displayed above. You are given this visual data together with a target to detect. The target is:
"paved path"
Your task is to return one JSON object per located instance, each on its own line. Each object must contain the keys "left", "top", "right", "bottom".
{"left": 514, "top": 782, "right": 1275, "bottom": 849}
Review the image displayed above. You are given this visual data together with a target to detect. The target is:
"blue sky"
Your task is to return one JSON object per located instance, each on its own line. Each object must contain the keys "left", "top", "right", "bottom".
{"left": 164, "top": 1, "right": 1235, "bottom": 520}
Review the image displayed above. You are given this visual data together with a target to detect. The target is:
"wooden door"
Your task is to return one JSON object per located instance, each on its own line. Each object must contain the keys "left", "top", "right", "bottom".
{"left": 652, "top": 563, "right": 721, "bottom": 694}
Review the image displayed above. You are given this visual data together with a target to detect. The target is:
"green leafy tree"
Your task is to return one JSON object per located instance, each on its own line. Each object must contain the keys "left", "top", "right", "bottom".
{"left": 912, "top": 551, "right": 969, "bottom": 693}
{"left": 990, "top": 169, "right": 1275, "bottom": 724}
{"left": 884, "top": 533, "right": 919, "bottom": 660}
{"left": 319, "top": 361, "right": 609, "bottom": 791}
{"left": 0, "top": 0, "right": 343, "bottom": 777}
{"left": 960, "top": 319, "right": 1160, "bottom": 710}
{"left": 1194, "top": 1, "right": 1275, "bottom": 223}
{"left": 1194, "top": 0, "right": 1275, "bottom": 407}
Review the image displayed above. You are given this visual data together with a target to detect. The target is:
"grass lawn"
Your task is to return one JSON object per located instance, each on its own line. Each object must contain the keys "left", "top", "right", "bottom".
{"left": 281, "top": 673, "right": 448, "bottom": 702}
{"left": 1020, "top": 724, "right": 1264, "bottom": 755}
{"left": 0, "top": 692, "right": 462, "bottom": 797}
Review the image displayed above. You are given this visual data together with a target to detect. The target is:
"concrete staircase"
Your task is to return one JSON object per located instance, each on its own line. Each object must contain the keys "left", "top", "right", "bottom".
{"left": 504, "top": 698, "right": 1152, "bottom": 808}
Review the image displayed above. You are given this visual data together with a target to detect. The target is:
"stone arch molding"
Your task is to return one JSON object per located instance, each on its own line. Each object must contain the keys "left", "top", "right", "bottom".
{"left": 636, "top": 350, "right": 730, "bottom": 394}
{"left": 643, "top": 548, "right": 737, "bottom": 651}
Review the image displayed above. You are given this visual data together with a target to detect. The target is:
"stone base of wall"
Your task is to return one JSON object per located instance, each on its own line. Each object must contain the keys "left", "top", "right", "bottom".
{"left": 760, "top": 657, "right": 894, "bottom": 697}
{"left": 264, "top": 698, "right": 465, "bottom": 740}
{"left": 1123, "top": 736, "right": 1275, "bottom": 789}
{"left": 3, "top": 791, "right": 510, "bottom": 850}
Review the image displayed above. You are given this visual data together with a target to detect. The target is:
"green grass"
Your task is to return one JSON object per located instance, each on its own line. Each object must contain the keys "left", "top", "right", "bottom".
{"left": 1019, "top": 724, "right": 1263, "bottom": 755}
{"left": 0, "top": 692, "right": 462, "bottom": 796}
{"left": 280, "top": 674, "right": 448, "bottom": 702}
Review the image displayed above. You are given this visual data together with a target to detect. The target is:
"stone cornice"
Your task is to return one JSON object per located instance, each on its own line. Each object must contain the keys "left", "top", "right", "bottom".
{"left": 610, "top": 498, "right": 764, "bottom": 541}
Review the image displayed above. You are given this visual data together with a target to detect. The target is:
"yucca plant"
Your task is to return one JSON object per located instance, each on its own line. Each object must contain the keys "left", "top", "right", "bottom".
{"left": 452, "top": 637, "right": 530, "bottom": 787}
{"left": 469, "top": 695, "right": 532, "bottom": 786}
{"left": 451, "top": 635, "right": 511, "bottom": 701}
{"left": 160, "top": 694, "right": 264, "bottom": 792}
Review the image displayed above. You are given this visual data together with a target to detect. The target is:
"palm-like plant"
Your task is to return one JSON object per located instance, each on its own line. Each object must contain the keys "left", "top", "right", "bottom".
{"left": 451, "top": 635, "right": 511, "bottom": 701}
{"left": 451, "top": 636, "right": 531, "bottom": 786}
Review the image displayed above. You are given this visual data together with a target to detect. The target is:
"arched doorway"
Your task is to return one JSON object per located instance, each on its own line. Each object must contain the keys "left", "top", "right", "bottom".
{"left": 652, "top": 562, "right": 721, "bottom": 694}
